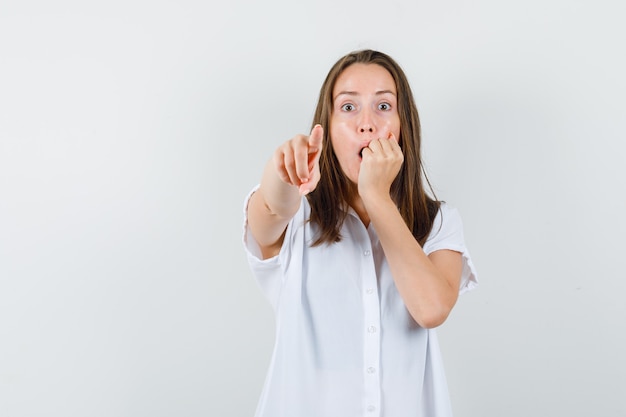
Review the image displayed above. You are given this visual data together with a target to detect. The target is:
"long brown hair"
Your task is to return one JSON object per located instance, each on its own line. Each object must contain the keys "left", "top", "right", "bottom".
{"left": 307, "top": 49, "right": 440, "bottom": 246}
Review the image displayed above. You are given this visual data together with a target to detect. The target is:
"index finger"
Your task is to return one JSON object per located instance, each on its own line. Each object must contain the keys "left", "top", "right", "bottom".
{"left": 308, "top": 124, "right": 323, "bottom": 154}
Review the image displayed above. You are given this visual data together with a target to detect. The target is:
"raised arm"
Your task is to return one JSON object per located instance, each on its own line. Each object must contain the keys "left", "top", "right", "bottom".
{"left": 247, "top": 125, "right": 323, "bottom": 259}
{"left": 359, "top": 135, "right": 462, "bottom": 328}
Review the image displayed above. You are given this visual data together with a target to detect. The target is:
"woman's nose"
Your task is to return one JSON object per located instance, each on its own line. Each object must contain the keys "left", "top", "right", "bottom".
{"left": 358, "top": 110, "right": 376, "bottom": 133}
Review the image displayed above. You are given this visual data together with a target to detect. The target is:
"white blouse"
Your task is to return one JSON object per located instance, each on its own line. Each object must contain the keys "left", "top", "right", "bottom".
{"left": 242, "top": 186, "right": 478, "bottom": 417}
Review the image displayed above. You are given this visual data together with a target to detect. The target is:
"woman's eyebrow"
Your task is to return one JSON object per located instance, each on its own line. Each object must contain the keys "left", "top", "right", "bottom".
{"left": 333, "top": 91, "right": 357, "bottom": 100}
{"left": 334, "top": 90, "right": 396, "bottom": 100}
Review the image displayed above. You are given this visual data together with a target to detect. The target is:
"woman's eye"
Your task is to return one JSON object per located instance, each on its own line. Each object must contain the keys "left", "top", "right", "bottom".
{"left": 378, "top": 102, "right": 391, "bottom": 111}
{"left": 341, "top": 103, "right": 355, "bottom": 112}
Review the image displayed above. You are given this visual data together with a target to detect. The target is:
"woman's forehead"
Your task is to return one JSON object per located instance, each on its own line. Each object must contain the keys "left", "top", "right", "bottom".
{"left": 333, "top": 63, "right": 396, "bottom": 95}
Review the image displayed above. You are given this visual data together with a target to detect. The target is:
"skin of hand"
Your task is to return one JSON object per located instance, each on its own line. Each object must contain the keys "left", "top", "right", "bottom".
{"left": 247, "top": 125, "right": 323, "bottom": 259}
{"left": 273, "top": 124, "right": 324, "bottom": 196}
{"left": 357, "top": 132, "right": 403, "bottom": 202}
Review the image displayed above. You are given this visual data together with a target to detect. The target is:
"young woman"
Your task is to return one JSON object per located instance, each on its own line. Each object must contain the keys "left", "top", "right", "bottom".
{"left": 242, "top": 49, "right": 478, "bottom": 417}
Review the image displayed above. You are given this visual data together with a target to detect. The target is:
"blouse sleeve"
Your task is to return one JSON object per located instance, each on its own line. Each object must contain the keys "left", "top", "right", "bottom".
{"left": 422, "top": 202, "right": 478, "bottom": 295}
{"left": 241, "top": 185, "right": 297, "bottom": 309}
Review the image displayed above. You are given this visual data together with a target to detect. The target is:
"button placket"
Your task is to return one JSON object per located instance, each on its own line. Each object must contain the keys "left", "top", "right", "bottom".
{"left": 361, "top": 241, "right": 381, "bottom": 416}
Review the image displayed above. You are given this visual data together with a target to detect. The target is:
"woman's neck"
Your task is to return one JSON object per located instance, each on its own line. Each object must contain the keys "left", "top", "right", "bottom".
{"left": 350, "top": 195, "right": 370, "bottom": 228}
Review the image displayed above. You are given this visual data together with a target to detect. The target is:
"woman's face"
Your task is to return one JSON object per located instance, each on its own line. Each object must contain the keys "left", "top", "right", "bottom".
{"left": 330, "top": 63, "right": 401, "bottom": 184}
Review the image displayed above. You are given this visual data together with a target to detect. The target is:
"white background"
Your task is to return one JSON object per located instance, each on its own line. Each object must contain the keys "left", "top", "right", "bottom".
{"left": 1, "top": 0, "right": 625, "bottom": 416}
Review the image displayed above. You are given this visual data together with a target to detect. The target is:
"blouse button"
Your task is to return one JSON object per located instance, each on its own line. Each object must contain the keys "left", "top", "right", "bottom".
{"left": 363, "top": 250, "right": 371, "bottom": 256}
{"left": 367, "top": 325, "right": 377, "bottom": 333}
{"left": 366, "top": 288, "right": 374, "bottom": 295}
